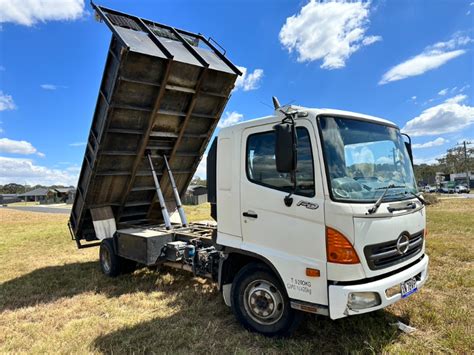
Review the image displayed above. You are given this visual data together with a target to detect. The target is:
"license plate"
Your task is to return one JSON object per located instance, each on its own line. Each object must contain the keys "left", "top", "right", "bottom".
{"left": 401, "top": 277, "right": 417, "bottom": 298}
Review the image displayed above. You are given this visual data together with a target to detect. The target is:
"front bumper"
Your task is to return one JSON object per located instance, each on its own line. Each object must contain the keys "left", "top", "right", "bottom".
{"left": 329, "top": 255, "right": 429, "bottom": 319}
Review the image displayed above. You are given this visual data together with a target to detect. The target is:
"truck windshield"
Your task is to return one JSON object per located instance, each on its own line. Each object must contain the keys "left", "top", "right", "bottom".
{"left": 318, "top": 116, "right": 417, "bottom": 203}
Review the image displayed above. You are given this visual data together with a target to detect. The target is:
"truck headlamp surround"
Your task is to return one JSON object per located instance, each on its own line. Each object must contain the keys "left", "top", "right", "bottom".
{"left": 347, "top": 292, "right": 381, "bottom": 310}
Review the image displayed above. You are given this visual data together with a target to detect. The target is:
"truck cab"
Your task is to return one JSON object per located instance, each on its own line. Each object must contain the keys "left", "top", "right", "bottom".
{"left": 209, "top": 105, "right": 428, "bottom": 329}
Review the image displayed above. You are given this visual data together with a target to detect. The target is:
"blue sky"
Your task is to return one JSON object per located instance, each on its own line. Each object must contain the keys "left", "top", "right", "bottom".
{"left": 0, "top": 0, "right": 473, "bottom": 185}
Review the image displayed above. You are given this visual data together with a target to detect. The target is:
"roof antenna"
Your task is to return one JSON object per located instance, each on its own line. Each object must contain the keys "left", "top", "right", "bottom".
{"left": 272, "top": 96, "right": 281, "bottom": 110}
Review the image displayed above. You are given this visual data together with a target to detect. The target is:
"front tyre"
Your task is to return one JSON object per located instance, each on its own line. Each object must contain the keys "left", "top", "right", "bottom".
{"left": 231, "top": 263, "right": 302, "bottom": 337}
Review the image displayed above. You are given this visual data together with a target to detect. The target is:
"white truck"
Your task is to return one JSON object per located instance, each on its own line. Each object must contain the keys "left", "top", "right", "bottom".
{"left": 70, "top": 4, "right": 429, "bottom": 337}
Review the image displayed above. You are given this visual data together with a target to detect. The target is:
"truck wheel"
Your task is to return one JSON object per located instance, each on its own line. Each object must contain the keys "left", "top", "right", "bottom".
{"left": 231, "top": 263, "right": 302, "bottom": 337}
{"left": 99, "top": 238, "right": 121, "bottom": 277}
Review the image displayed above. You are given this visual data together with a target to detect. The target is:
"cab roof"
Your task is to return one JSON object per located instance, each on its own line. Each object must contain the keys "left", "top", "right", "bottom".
{"left": 223, "top": 105, "right": 399, "bottom": 132}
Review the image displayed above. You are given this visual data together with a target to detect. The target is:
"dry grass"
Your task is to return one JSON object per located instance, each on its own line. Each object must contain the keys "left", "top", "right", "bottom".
{"left": 5, "top": 201, "right": 40, "bottom": 206}
{"left": 0, "top": 200, "right": 473, "bottom": 353}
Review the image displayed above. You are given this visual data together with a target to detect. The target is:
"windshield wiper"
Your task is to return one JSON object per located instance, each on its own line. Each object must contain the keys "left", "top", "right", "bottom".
{"left": 366, "top": 184, "right": 405, "bottom": 214}
{"left": 405, "top": 190, "right": 426, "bottom": 205}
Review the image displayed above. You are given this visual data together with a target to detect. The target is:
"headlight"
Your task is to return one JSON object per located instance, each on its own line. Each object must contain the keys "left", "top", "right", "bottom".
{"left": 347, "top": 292, "right": 381, "bottom": 310}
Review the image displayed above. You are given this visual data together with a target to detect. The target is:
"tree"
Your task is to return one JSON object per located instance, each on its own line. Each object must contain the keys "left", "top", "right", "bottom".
{"left": 437, "top": 144, "right": 474, "bottom": 174}
{"left": 190, "top": 176, "right": 207, "bottom": 186}
{"left": 414, "top": 164, "right": 438, "bottom": 185}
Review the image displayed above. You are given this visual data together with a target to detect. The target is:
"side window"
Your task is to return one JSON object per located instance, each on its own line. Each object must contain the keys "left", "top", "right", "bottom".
{"left": 246, "top": 127, "right": 315, "bottom": 197}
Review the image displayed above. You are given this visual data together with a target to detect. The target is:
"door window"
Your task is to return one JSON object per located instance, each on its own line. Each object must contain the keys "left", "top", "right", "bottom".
{"left": 246, "top": 127, "right": 315, "bottom": 197}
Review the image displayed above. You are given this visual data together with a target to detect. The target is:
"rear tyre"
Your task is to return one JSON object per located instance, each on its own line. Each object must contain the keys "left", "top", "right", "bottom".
{"left": 231, "top": 263, "right": 302, "bottom": 337}
{"left": 99, "top": 238, "right": 121, "bottom": 277}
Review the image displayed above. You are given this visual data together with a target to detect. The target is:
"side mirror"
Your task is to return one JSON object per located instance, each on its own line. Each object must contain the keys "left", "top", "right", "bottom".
{"left": 274, "top": 123, "right": 297, "bottom": 173}
{"left": 401, "top": 133, "right": 413, "bottom": 166}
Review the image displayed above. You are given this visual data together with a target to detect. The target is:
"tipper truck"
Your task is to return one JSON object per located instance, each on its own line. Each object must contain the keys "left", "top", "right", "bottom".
{"left": 69, "top": 4, "right": 429, "bottom": 336}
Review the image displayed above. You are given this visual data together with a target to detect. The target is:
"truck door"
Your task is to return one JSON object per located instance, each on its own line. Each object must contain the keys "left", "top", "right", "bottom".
{"left": 240, "top": 119, "right": 328, "bottom": 306}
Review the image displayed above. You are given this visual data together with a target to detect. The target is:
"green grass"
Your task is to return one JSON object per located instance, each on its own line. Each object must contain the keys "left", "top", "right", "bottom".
{"left": 0, "top": 200, "right": 473, "bottom": 353}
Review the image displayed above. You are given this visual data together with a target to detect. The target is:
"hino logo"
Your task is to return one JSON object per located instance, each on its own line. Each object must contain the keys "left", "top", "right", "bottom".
{"left": 396, "top": 233, "right": 410, "bottom": 255}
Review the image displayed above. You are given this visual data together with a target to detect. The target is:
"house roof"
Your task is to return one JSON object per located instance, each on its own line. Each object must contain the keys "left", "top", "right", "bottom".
{"left": 17, "top": 188, "right": 49, "bottom": 197}
{"left": 55, "top": 187, "right": 75, "bottom": 193}
{"left": 187, "top": 184, "right": 207, "bottom": 191}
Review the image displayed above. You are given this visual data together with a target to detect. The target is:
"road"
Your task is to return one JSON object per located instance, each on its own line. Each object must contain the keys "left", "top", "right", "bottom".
{"left": 3, "top": 206, "right": 71, "bottom": 214}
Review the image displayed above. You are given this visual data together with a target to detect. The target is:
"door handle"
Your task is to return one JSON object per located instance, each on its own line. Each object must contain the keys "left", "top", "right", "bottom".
{"left": 243, "top": 211, "right": 258, "bottom": 218}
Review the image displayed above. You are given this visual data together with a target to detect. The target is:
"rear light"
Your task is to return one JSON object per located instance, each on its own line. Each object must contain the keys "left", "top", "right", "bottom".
{"left": 326, "top": 227, "right": 360, "bottom": 264}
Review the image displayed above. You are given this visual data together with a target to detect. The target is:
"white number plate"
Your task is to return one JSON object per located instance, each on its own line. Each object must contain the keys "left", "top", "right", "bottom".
{"left": 401, "top": 277, "right": 417, "bottom": 298}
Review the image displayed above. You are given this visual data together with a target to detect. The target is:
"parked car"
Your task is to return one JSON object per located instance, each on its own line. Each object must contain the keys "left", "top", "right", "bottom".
{"left": 423, "top": 185, "right": 436, "bottom": 193}
{"left": 440, "top": 182, "right": 455, "bottom": 193}
{"left": 454, "top": 185, "right": 469, "bottom": 193}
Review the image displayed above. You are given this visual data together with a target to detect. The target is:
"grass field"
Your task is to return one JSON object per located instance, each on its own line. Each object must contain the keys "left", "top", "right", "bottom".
{"left": 0, "top": 200, "right": 473, "bottom": 353}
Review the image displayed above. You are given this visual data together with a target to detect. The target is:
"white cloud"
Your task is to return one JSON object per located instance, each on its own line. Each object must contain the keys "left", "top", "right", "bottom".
{"left": 217, "top": 111, "right": 243, "bottom": 128}
{"left": 234, "top": 66, "right": 264, "bottom": 91}
{"left": 0, "top": 65, "right": 5, "bottom": 71}
{"left": 376, "top": 156, "right": 393, "bottom": 164}
{"left": 0, "top": 137, "right": 45, "bottom": 157}
{"left": 0, "top": 0, "right": 85, "bottom": 26}
{"left": 438, "top": 88, "right": 448, "bottom": 96}
{"left": 402, "top": 95, "right": 474, "bottom": 136}
{"left": 279, "top": 1, "right": 380, "bottom": 69}
{"left": 362, "top": 35, "right": 382, "bottom": 46}
{"left": 0, "top": 91, "right": 16, "bottom": 111}
{"left": 0, "top": 156, "right": 78, "bottom": 186}
{"left": 413, "top": 156, "right": 442, "bottom": 165}
{"left": 412, "top": 137, "right": 449, "bottom": 149}
{"left": 380, "top": 33, "right": 472, "bottom": 84}
{"left": 40, "top": 84, "right": 67, "bottom": 90}
{"left": 69, "top": 142, "right": 86, "bottom": 147}
{"left": 40, "top": 84, "right": 58, "bottom": 90}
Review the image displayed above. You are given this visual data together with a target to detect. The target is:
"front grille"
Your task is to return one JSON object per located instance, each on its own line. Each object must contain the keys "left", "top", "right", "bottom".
{"left": 364, "top": 231, "right": 424, "bottom": 270}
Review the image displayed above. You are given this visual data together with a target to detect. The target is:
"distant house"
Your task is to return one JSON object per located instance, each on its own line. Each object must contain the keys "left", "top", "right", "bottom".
{"left": 17, "top": 187, "right": 76, "bottom": 204}
{"left": 54, "top": 187, "right": 76, "bottom": 203}
{"left": 183, "top": 185, "right": 207, "bottom": 205}
{"left": 17, "top": 188, "right": 49, "bottom": 202}
{"left": 0, "top": 194, "right": 21, "bottom": 205}
{"left": 450, "top": 172, "right": 473, "bottom": 188}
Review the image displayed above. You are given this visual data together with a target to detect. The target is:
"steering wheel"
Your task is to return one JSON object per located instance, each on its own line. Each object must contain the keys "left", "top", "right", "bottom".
{"left": 333, "top": 188, "right": 350, "bottom": 198}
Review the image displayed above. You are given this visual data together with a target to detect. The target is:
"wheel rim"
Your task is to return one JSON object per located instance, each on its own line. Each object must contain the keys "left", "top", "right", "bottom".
{"left": 243, "top": 279, "right": 284, "bottom": 325}
{"left": 101, "top": 246, "right": 112, "bottom": 274}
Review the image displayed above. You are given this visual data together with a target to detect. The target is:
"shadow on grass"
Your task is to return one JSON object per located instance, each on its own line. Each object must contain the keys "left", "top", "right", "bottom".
{"left": 92, "top": 300, "right": 403, "bottom": 353}
{"left": 1, "top": 261, "right": 403, "bottom": 352}
{"left": 0, "top": 261, "right": 165, "bottom": 311}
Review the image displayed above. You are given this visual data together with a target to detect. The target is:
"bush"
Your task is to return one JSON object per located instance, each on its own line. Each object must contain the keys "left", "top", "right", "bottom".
{"left": 423, "top": 193, "right": 439, "bottom": 205}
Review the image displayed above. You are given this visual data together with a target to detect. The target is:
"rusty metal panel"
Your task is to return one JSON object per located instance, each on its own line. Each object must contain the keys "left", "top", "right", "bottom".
{"left": 69, "top": 4, "right": 240, "bottom": 243}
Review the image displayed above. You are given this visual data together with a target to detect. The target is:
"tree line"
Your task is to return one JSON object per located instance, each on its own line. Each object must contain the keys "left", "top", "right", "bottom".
{"left": 0, "top": 183, "right": 74, "bottom": 194}
{"left": 414, "top": 143, "right": 473, "bottom": 185}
